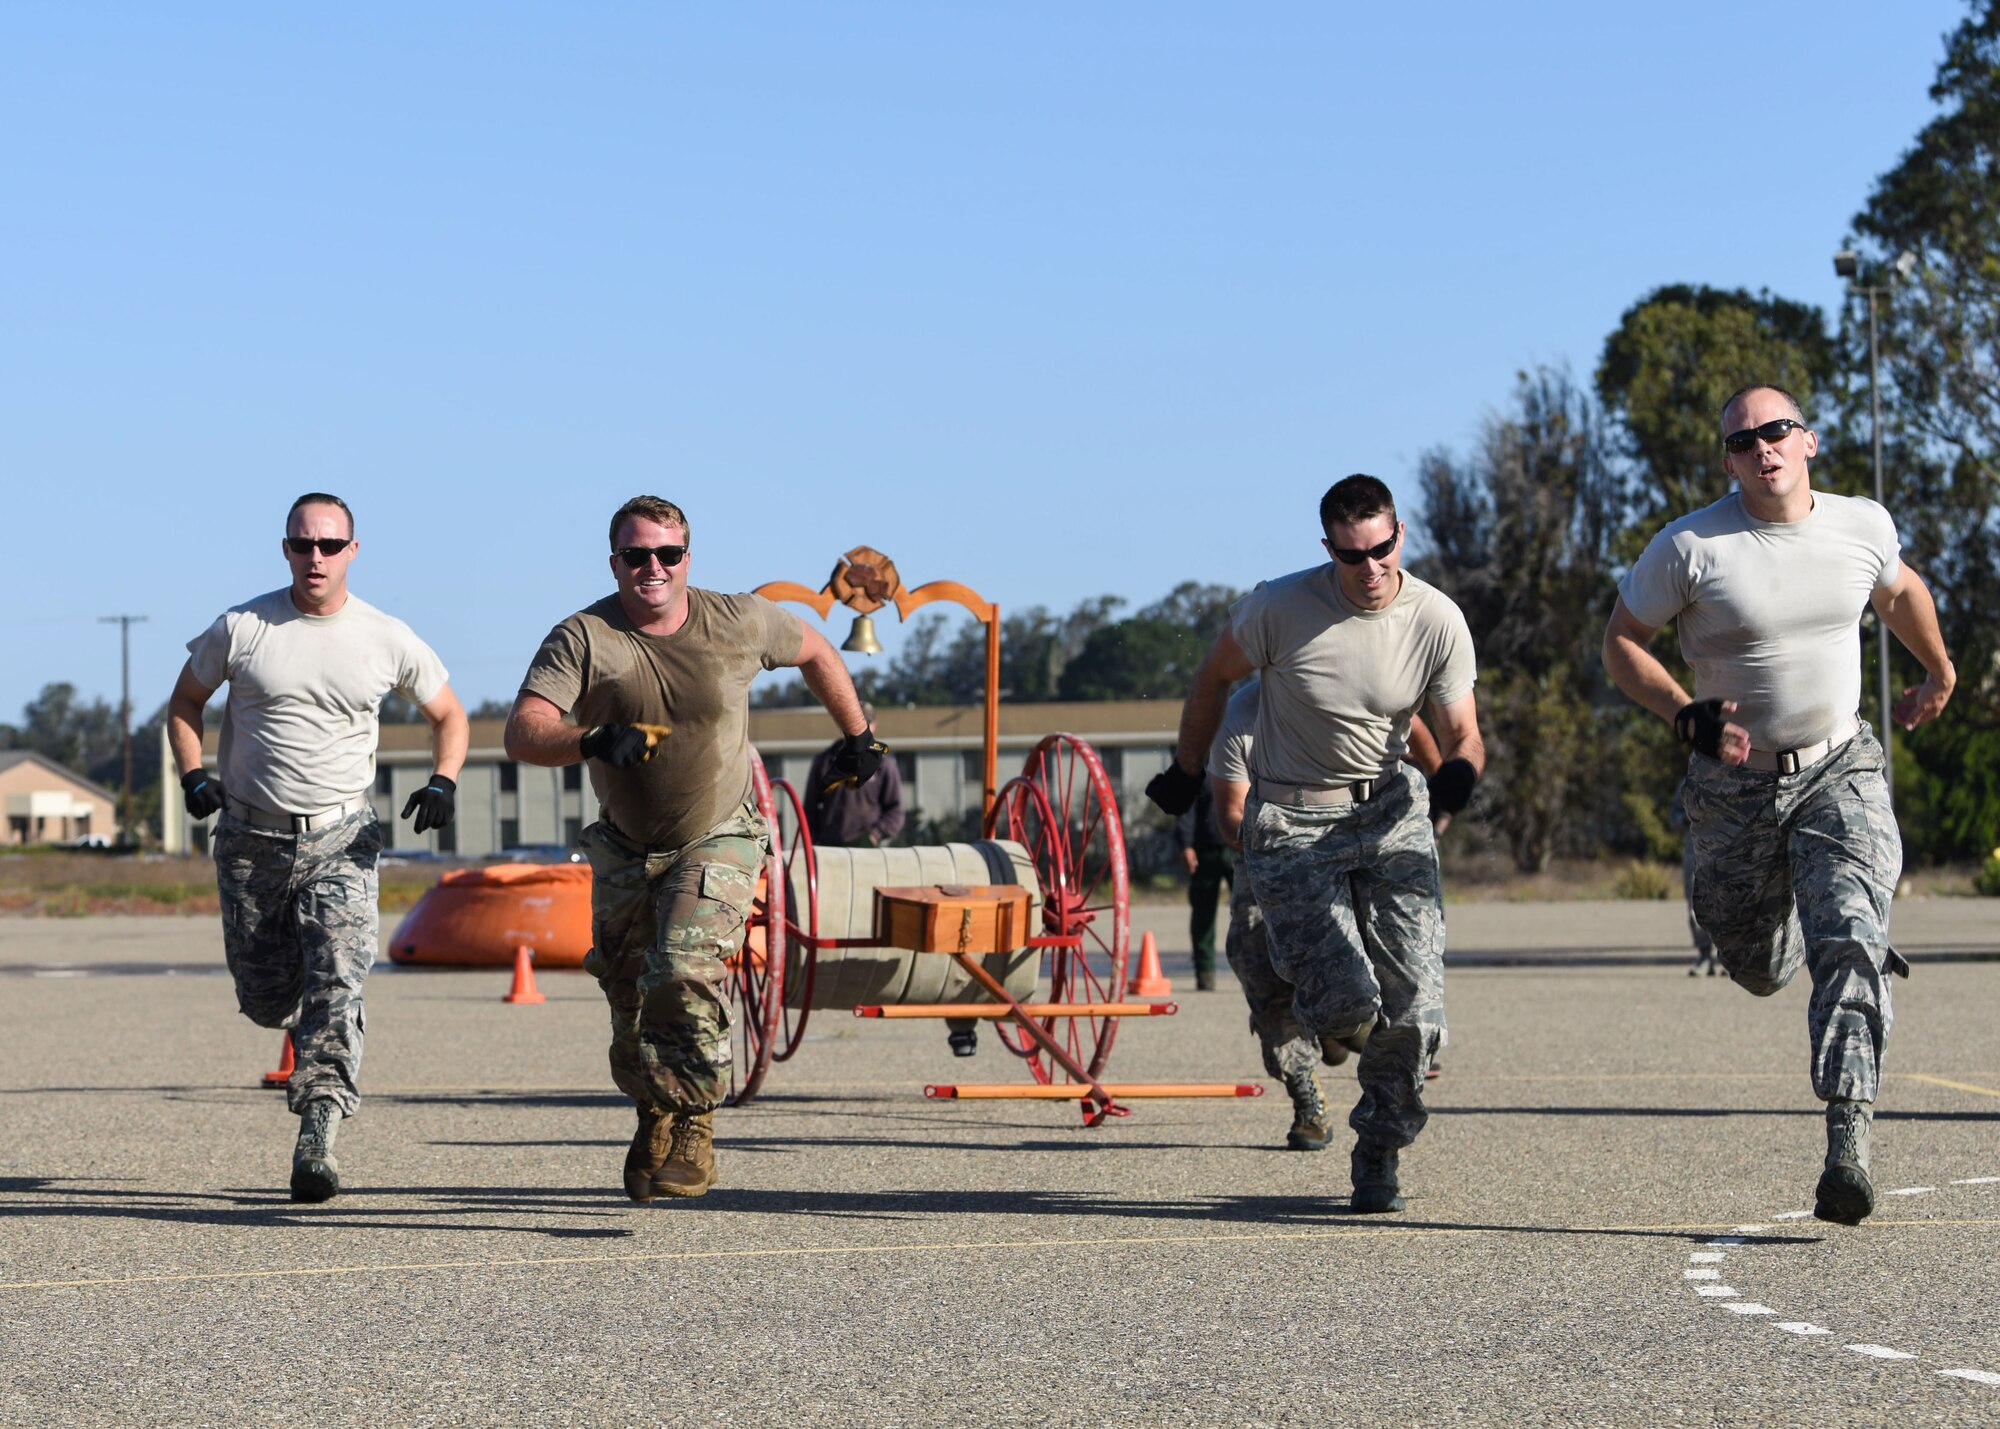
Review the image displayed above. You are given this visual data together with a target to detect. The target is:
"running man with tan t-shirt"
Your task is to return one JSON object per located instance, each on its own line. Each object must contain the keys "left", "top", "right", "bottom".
{"left": 1152, "top": 474, "right": 1485, "bottom": 1214}
{"left": 506, "top": 495, "right": 882, "bottom": 1203}
{"left": 168, "top": 492, "right": 468, "bottom": 1203}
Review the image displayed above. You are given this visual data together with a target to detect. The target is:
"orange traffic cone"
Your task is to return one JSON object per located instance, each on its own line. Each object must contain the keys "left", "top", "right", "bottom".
{"left": 261, "top": 1032, "right": 295, "bottom": 1088}
{"left": 504, "top": 944, "right": 546, "bottom": 1004}
{"left": 1127, "top": 930, "right": 1172, "bottom": 997}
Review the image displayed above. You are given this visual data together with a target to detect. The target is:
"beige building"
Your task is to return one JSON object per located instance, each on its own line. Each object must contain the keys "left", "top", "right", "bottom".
{"left": 0, "top": 751, "right": 118, "bottom": 845}
{"left": 163, "top": 700, "right": 1184, "bottom": 857}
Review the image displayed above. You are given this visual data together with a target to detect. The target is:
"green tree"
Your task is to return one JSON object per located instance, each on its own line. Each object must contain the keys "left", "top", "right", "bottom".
{"left": 1413, "top": 367, "right": 1629, "bottom": 868}
{"left": 1596, "top": 284, "right": 1841, "bottom": 553}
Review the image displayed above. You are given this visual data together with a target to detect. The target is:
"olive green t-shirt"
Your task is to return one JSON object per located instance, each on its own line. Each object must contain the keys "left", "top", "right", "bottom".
{"left": 519, "top": 589, "right": 803, "bottom": 850}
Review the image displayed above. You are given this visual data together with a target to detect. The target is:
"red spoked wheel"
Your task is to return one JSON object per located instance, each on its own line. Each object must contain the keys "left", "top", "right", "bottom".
{"left": 726, "top": 751, "right": 787, "bottom": 1106}
{"left": 769, "top": 776, "right": 818, "bottom": 1061}
{"left": 982, "top": 732, "right": 1131, "bottom": 1085}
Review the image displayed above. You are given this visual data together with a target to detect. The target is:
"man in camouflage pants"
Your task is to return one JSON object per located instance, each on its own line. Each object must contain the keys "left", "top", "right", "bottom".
{"left": 169, "top": 492, "right": 468, "bottom": 1202}
{"left": 1153, "top": 476, "right": 1485, "bottom": 1213}
{"left": 1605, "top": 384, "right": 1955, "bottom": 1225}
{"left": 507, "top": 495, "right": 881, "bottom": 1203}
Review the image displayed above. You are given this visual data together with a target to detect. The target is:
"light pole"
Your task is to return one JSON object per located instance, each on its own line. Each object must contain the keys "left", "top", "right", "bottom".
{"left": 98, "top": 613, "right": 147, "bottom": 844}
{"left": 1831, "top": 247, "right": 1916, "bottom": 801}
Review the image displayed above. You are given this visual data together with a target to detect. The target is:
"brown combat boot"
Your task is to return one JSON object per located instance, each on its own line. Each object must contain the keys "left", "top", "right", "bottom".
{"left": 1283, "top": 1069, "right": 1331, "bottom": 1151}
{"left": 649, "top": 1111, "right": 718, "bottom": 1199}
{"left": 623, "top": 1105, "right": 673, "bottom": 1204}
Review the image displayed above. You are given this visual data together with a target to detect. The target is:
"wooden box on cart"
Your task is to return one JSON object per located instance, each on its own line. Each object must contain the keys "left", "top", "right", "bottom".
{"left": 873, "top": 884, "right": 1033, "bottom": 956}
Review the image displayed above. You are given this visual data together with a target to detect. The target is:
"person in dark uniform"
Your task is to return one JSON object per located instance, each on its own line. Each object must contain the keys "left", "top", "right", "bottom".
{"left": 1174, "top": 783, "right": 1230, "bottom": 991}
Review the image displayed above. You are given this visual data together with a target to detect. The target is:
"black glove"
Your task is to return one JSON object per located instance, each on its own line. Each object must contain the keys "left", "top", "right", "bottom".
{"left": 822, "top": 729, "right": 888, "bottom": 793}
{"left": 401, "top": 774, "right": 457, "bottom": 833}
{"left": 1427, "top": 758, "right": 1478, "bottom": 815}
{"left": 580, "top": 723, "right": 664, "bottom": 769}
{"left": 1673, "top": 699, "right": 1729, "bottom": 758}
{"left": 1146, "top": 759, "right": 1203, "bottom": 816}
{"left": 180, "top": 767, "right": 226, "bottom": 820}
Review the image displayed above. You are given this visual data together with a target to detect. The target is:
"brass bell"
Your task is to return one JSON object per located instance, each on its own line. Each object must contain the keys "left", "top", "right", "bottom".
{"left": 841, "top": 613, "right": 884, "bottom": 655}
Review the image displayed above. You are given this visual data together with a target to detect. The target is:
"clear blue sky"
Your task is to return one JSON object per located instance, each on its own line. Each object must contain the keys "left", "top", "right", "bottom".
{"left": 0, "top": 1, "right": 1969, "bottom": 723}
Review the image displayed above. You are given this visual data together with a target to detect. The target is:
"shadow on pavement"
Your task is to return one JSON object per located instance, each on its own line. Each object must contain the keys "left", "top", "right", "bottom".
{"left": 1430, "top": 1105, "right": 2000, "bottom": 1122}
{"left": 0, "top": 1180, "right": 634, "bottom": 1238}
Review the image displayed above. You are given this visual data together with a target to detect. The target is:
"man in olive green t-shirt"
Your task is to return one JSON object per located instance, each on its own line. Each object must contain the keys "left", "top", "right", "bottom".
{"left": 506, "top": 495, "right": 882, "bottom": 1203}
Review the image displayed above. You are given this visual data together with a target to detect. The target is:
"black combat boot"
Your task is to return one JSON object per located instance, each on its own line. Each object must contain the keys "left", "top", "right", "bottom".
{"left": 1283, "top": 1069, "right": 1330, "bottom": 1151}
{"left": 290, "top": 1099, "right": 342, "bottom": 1203}
{"left": 1814, "top": 1099, "right": 1876, "bottom": 1226}
{"left": 1350, "top": 1140, "right": 1405, "bottom": 1213}
{"left": 947, "top": 1023, "right": 979, "bottom": 1058}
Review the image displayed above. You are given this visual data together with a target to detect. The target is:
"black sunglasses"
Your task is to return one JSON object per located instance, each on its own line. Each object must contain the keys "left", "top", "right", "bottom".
{"left": 616, "top": 544, "right": 688, "bottom": 570}
{"left": 1328, "top": 530, "right": 1400, "bottom": 566}
{"left": 285, "top": 537, "right": 352, "bottom": 556}
{"left": 1723, "top": 418, "right": 1808, "bottom": 453}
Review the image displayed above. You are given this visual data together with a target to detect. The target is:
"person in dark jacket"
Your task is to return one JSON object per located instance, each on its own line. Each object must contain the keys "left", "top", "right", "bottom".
{"left": 1173, "top": 784, "right": 1230, "bottom": 991}
{"left": 804, "top": 703, "right": 905, "bottom": 848}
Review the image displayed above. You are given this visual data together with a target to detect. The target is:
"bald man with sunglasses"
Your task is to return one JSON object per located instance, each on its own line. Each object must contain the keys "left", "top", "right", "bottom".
{"left": 1603, "top": 384, "right": 1955, "bottom": 1226}
{"left": 1151, "top": 474, "right": 1485, "bottom": 1214}
{"left": 168, "top": 492, "right": 468, "bottom": 1203}
{"left": 506, "top": 494, "right": 881, "bottom": 1203}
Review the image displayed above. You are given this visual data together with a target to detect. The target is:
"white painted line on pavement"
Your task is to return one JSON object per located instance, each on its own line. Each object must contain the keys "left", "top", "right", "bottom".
{"left": 1695, "top": 1286, "right": 1740, "bottom": 1298}
{"left": 1684, "top": 1269, "right": 1720, "bottom": 1279}
{"left": 1774, "top": 1323, "right": 1830, "bottom": 1336}
{"left": 1705, "top": 1237, "right": 1746, "bottom": 1246}
{"left": 1939, "top": 1369, "right": 2000, "bottom": 1387}
{"left": 1731, "top": 1225, "right": 1768, "bottom": 1234}
{"left": 1951, "top": 1176, "right": 2000, "bottom": 1185}
{"left": 1688, "top": 1252, "right": 1726, "bottom": 1263}
{"left": 1772, "top": 1211, "right": 1813, "bottom": 1220}
{"left": 1724, "top": 1303, "right": 1775, "bottom": 1316}
{"left": 1885, "top": 1187, "right": 1937, "bottom": 1197}
{"left": 1847, "top": 1345, "right": 1919, "bottom": 1360}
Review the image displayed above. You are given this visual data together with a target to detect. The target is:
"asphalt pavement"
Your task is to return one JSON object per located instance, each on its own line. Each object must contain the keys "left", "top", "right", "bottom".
{"left": 1, "top": 912, "right": 1997, "bottom": 1426}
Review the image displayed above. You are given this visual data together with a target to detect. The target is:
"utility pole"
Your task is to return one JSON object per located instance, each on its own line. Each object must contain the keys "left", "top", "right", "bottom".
{"left": 98, "top": 614, "right": 148, "bottom": 844}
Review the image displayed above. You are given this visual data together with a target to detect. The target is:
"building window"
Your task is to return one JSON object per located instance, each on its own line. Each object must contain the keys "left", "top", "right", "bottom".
{"left": 500, "top": 763, "right": 519, "bottom": 793}
{"left": 895, "top": 751, "right": 915, "bottom": 783}
{"left": 1095, "top": 747, "right": 1124, "bottom": 783}
{"left": 962, "top": 750, "right": 984, "bottom": 783}
{"left": 436, "top": 819, "right": 457, "bottom": 855}
{"left": 564, "top": 817, "right": 582, "bottom": 846}
{"left": 563, "top": 763, "right": 582, "bottom": 790}
{"left": 376, "top": 765, "right": 393, "bottom": 794}
{"left": 500, "top": 819, "right": 519, "bottom": 849}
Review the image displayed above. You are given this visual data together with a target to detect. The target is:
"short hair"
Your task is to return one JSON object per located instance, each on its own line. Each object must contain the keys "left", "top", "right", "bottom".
{"left": 1319, "top": 475, "right": 1397, "bottom": 531}
{"left": 609, "top": 495, "right": 691, "bottom": 548}
{"left": 288, "top": 492, "right": 354, "bottom": 538}
{"left": 1719, "top": 385, "right": 1808, "bottom": 436}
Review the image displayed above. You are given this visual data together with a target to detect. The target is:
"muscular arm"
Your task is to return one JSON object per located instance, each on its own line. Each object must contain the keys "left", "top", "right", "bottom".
{"left": 788, "top": 625, "right": 868, "bottom": 738}
{"left": 418, "top": 685, "right": 469, "bottom": 780}
{"left": 1211, "top": 776, "right": 1250, "bottom": 850}
{"left": 1428, "top": 692, "right": 1487, "bottom": 777}
{"left": 1174, "top": 627, "right": 1254, "bottom": 775}
{"left": 166, "top": 663, "right": 217, "bottom": 777}
{"left": 505, "top": 691, "right": 587, "bottom": 767}
{"left": 1602, "top": 595, "right": 1750, "bottom": 765}
{"left": 1871, "top": 563, "right": 1956, "bottom": 729}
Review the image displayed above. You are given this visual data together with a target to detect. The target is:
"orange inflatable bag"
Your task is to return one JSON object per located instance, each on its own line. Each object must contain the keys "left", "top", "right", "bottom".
{"left": 388, "top": 863, "right": 593, "bottom": 968}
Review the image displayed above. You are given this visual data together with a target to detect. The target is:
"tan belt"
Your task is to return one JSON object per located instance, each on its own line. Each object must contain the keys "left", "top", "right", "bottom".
{"left": 1255, "top": 768, "right": 1400, "bottom": 807}
{"left": 226, "top": 793, "right": 371, "bottom": 834}
{"left": 1741, "top": 718, "right": 1860, "bottom": 775}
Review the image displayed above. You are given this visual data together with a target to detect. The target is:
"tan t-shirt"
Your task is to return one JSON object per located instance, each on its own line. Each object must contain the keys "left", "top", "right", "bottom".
{"left": 1230, "top": 566, "right": 1475, "bottom": 786}
{"left": 186, "top": 588, "right": 449, "bottom": 813}
{"left": 1207, "top": 677, "right": 1260, "bottom": 784}
{"left": 1618, "top": 489, "right": 1901, "bottom": 750}
{"left": 520, "top": 589, "right": 803, "bottom": 850}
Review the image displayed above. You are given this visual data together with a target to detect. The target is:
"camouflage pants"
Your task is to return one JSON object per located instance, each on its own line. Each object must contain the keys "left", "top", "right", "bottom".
{"left": 1684, "top": 728, "right": 1901, "bottom": 1104}
{"left": 1223, "top": 879, "right": 1319, "bottom": 1083}
{"left": 213, "top": 807, "right": 381, "bottom": 1116}
{"left": 580, "top": 805, "right": 767, "bottom": 1115}
{"left": 1241, "top": 764, "right": 1446, "bottom": 1149}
